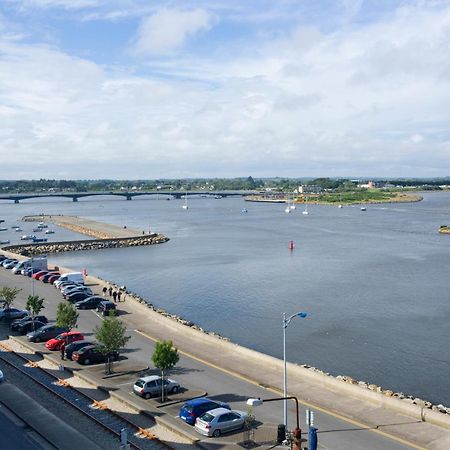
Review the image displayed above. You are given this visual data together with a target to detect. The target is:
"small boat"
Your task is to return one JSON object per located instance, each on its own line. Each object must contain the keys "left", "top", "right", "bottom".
{"left": 14, "top": 227, "right": 23, "bottom": 232}
{"left": 285, "top": 206, "right": 291, "bottom": 214}
{"left": 0, "top": 240, "right": 10, "bottom": 245}
{"left": 182, "top": 192, "right": 188, "bottom": 210}
{"left": 361, "top": 207, "right": 366, "bottom": 211}
{"left": 241, "top": 208, "right": 248, "bottom": 213}
{"left": 0, "top": 227, "right": 7, "bottom": 231}
{"left": 302, "top": 198, "right": 309, "bottom": 215}
{"left": 214, "top": 195, "right": 222, "bottom": 199}
{"left": 32, "top": 237, "right": 48, "bottom": 243}
{"left": 45, "top": 229, "right": 55, "bottom": 234}
{"left": 32, "top": 228, "right": 43, "bottom": 232}
{"left": 21, "top": 235, "right": 35, "bottom": 240}
{"left": 338, "top": 204, "right": 343, "bottom": 209}
{"left": 38, "top": 222, "right": 48, "bottom": 228}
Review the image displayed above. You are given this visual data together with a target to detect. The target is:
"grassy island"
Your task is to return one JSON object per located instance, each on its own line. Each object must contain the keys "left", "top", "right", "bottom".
{"left": 245, "top": 190, "right": 422, "bottom": 205}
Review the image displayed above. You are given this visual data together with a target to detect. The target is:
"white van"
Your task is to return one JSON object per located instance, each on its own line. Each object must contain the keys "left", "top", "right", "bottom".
{"left": 12, "top": 257, "right": 48, "bottom": 274}
{"left": 56, "top": 272, "right": 84, "bottom": 285}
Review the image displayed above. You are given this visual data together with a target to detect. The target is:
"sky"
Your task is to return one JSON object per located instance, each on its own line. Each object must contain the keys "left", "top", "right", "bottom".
{"left": 1, "top": 0, "right": 450, "bottom": 180}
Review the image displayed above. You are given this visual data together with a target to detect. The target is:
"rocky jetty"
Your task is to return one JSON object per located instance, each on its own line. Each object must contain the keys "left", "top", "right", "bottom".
{"left": 3, "top": 234, "right": 169, "bottom": 256}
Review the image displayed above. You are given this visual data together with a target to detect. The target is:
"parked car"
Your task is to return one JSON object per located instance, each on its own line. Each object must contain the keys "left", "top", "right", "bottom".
{"left": 17, "top": 320, "right": 47, "bottom": 335}
{"left": 41, "top": 272, "right": 60, "bottom": 283}
{"left": 133, "top": 375, "right": 180, "bottom": 399}
{"left": 72, "top": 345, "right": 119, "bottom": 365}
{"left": 0, "top": 255, "right": 7, "bottom": 262}
{"left": 96, "top": 301, "right": 117, "bottom": 316}
{"left": 10, "top": 315, "right": 48, "bottom": 331}
{"left": 56, "top": 280, "right": 81, "bottom": 289}
{"left": 194, "top": 408, "right": 248, "bottom": 437}
{"left": 64, "top": 340, "right": 94, "bottom": 360}
{"left": 27, "top": 325, "right": 65, "bottom": 343}
{"left": 32, "top": 270, "right": 49, "bottom": 280}
{"left": 4, "top": 260, "right": 19, "bottom": 269}
{"left": 65, "top": 292, "right": 90, "bottom": 303}
{"left": 46, "top": 273, "right": 60, "bottom": 283}
{"left": 0, "top": 308, "right": 28, "bottom": 321}
{"left": 62, "top": 285, "right": 92, "bottom": 297}
{"left": 179, "top": 398, "right": 231, "bottom": 425}
{"left": 75, "top": 296, "right": 103, "bottom": 310}
{"left": 45, "top": 331, "right": 85, "bottom": 350}
{"left": 1, "top": 259, "right": 17, "bottom": 268}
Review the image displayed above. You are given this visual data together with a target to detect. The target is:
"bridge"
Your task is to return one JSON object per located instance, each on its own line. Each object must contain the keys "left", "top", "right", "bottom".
{"left": 0, "top": 190, "right": 257, "bottom": 203}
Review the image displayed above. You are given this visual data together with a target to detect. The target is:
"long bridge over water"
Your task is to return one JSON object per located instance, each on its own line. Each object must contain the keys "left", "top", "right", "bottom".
{"left": 0, "top": 190, "right": 258, "bottom": 203}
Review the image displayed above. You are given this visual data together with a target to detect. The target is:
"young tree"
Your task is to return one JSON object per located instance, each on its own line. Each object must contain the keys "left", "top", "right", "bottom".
{"left": 55, "top": 302, "right": 78, "bottom": 358}
{"left": 151, "top": 340, "right": 180, "bottom": 401}
{"left": 94, "top": 316, "right": 130, "bottom": 374}
{"left": 25, "top": 295, "right": 45, "bottom": 331}
{"left": 0, "top": 286, "right": 22, "bottom": 309}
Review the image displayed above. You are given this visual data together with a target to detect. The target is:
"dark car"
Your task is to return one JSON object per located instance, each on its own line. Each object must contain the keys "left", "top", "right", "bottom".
{"left": 64, "top": 340, "right": 94, "bottom": 360}
{"left": 66, "top": 292, "right": 90, "bottom": 303}
{"left": 42, "top": 272, "right": 60, "bottom": 283}
{"left": 72, "top": 345, "right": 119, "bottom": 365}
{"left": 17, "top": 320, "right": 47, "bottom": 335}
{"left": 75, "top": 296, "right": 103, "bottom": 310}
{"left": 0, "top": 308, "right": 28, "bottom": 321}
{"left": 10, "top": 315, "right": 48, "bottom": 331}
{"left": 96, "top": 301, "right": 117, "bottom": 316}
{"left": 27, "top": 324, "right": 66, "bottom": 343}
{"left": 179, "top": 398, "right": 231, "bottom": 425}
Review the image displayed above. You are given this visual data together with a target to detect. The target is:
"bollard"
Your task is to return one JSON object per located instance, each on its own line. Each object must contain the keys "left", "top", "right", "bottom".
{"left": 308, "top": 427, "right": 318, "bottom": 450}
{"left": 293, "top": 427, "right": 301, "bottom": 450}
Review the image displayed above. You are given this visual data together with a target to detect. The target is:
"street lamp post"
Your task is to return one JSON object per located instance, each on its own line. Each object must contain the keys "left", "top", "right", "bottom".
{"left": 283, "top": 311, "right": 308, "bottom": 427}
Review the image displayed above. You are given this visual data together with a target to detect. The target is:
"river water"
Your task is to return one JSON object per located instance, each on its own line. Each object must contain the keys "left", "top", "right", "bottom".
{"left": 1, "top": 192, "right": 449, "bottom": 405}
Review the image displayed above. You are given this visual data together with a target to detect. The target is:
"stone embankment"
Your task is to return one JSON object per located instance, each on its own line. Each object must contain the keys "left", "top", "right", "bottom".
{"left": 3, "top": 234, "right": 169, "bottom": 256}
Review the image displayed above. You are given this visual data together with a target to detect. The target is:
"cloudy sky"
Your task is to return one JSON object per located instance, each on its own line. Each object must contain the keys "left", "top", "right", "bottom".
{"left": 1, "top": 0, "right": 450, "bottom": 179}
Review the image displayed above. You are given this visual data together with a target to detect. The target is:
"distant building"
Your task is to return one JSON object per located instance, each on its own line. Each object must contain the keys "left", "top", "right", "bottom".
{"left": 298, "top": 185, "right": 322, "bottom": 194}
{"left": 358, "top": 181, "right": 384, "bottom": 189}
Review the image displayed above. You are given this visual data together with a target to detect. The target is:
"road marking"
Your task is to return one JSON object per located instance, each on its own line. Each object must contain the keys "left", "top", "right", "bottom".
{"left": 116, "top": 381, "right": 135, "bottom": 387}
{"left": 134, "top": 329, "right": 425, "bottom": 450}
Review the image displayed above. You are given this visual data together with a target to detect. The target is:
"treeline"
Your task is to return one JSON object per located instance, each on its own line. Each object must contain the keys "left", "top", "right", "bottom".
{"left": 1, "top": 177, "right": 449, "bottom": 193}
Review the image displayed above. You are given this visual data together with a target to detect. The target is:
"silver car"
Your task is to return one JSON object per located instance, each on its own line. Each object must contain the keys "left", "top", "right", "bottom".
{"left": 194, "top": 407, "right": 248, "bottom": 437}
{"left": 133, "top": 375, "right": 180, "bottom": 399}
{"left": 0, "top": 308, "right": 28, "bottom": 321}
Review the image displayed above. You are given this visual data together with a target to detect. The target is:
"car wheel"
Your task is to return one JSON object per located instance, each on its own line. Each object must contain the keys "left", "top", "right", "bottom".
{"left": 35, "top": 336, "right": 41, "bottom": 343}
{"left": 83, "top": 358, "right": 90, "bottom": 365}
{"left": 212, "top": 429, "right": 221, "bottom": 438}
{"left": 171, "top": 386, "right": 179, "bottom": 394}
{"left": 144, "top": 393, "right": 151, "bottom": 399}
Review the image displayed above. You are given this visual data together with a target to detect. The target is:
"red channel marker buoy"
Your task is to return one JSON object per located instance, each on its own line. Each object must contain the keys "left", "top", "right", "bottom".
{"left": 289, "top": 240, "right": 294, "bottom": 250}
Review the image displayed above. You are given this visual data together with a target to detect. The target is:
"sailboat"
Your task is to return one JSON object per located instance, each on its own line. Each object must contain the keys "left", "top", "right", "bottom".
{"left": 302, "top": 197, "right": 309, "bottom": 215}
{"left": 338, "top": 192, "right": 343, "bottom": 208}
{"left": 182, "top": 191, "right": 188, "bottom": 210}
{"left": 285, "top": 195, "right": 291, "bottom": 213}
{"left": 290, "top": 193, "right": 296, "bottom": 210}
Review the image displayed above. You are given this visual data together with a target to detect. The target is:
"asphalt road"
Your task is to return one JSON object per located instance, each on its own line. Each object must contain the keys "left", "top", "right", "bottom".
{"left": 0, "top": 267, "right": 420, "bottom": 450}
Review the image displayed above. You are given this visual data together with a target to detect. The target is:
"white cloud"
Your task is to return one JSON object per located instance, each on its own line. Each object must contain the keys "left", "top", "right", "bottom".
{"left": 131, "top": 8, "right": 215, "bottom": 55}
{"left": 1, "top": 2, "right": 450, "bottom": 179}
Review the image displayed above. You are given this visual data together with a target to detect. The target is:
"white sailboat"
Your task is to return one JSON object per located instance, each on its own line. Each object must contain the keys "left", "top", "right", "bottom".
{"left": 338, "top": 192, "right": 343, "bottom": 208}
{"left": 182, "top": 191, "right": 188, "bottom": 210}
{"left": 290, "top": 193, "right": 296, "bottom": 210}
{"left": 285, "top": 195, "right": 291, "bottom": 213}
{"left": 302, "top": 197, "right": 309, "bottom": 215}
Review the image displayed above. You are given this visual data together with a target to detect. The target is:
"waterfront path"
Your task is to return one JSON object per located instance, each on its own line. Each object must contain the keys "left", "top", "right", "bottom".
{"left": 1, "top": 266, "right": 450, "bottom": 449}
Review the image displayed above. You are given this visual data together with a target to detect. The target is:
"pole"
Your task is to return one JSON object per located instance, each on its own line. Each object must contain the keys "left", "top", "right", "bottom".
{"left": 283, "top": 312, "right": 287, "bottom": 427}
{"left": 263, "top": 396, "right": 299, "bottom": 430}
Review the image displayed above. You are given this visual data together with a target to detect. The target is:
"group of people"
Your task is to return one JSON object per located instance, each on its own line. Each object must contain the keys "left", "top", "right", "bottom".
{"left": 102, "top": 285, "right": 126, "bottom": 303}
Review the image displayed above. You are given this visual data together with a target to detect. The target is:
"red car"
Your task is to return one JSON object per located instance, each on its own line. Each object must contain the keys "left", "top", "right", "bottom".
{"left": 45, "top": 331, "right": 85, "bottom": 350}
{"left": 47, "top": 274, "right": 61, "bottom": 284}
{"left": 32, "top": 270, "right": 49, "bottom": 280}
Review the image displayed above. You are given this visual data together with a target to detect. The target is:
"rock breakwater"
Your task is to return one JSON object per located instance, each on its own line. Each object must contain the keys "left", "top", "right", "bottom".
{"left": 3, "top": 234, "right": 169, "bottom": 256}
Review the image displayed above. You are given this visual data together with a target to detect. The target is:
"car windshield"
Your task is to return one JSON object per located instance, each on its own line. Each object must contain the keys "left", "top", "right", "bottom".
{"left": 55, "top": 334, "right": 64, "bottom": 340}
{"left": 135, "top": 380, "right": 145, "bottom": 388}
{"left": 200, "top": 413, "right": 214, "bottom": 423}
{"left": 182, "top": 404, "right": 193, "bottom": 413}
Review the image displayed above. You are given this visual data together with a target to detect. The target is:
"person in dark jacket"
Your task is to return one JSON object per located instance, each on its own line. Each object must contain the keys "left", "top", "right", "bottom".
{"left": 112, "top": 291, "right": 117, "bottom": 302}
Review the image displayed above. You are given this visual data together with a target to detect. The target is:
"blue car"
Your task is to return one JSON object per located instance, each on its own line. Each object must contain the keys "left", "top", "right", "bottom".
{"left": 179, "top": 397, "right": 230, "bottom": 425}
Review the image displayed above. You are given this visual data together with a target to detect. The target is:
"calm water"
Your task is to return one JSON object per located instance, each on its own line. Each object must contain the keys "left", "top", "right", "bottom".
{"left": 1, "top": 193, "right": 449, "bottom": 405}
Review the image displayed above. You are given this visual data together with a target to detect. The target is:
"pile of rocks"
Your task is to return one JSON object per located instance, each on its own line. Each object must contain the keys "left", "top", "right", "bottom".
{"left": 4, "top": 234, "right": 169, "bottom": 256}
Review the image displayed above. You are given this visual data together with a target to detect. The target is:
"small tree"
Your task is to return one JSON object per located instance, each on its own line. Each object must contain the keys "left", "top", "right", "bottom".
{"left": 95, "top": 316, "right": 130, "bottom": 374}
{"left": 151, "top": 340, "right": 179, "bottom": 401}
{"left": 55, "top": 302, "right": 78, "bottom": 355}
{"left": 25, "top": 295, "right": 45, "bottom": 331}
{"left": 0, "top": 286, "right": 21, "bottom": 309}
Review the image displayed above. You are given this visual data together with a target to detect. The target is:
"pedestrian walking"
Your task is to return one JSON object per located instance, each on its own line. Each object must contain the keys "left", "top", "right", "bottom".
{"left": 108, "top": 286, "right": 113, "bottom": 297}
{"left": 102, "top": 286, "right": 107, "bottom": 297}
{"left": 117, "top": 291, "right": 122, "bottom": 302}
{"left": 112, "top": 291, "right": 117, "bottom": 302}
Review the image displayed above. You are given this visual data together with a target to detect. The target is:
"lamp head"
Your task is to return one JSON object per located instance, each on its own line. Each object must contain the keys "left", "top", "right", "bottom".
{"left": 246, "top": 398, "right": 263, "bottom": 407}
